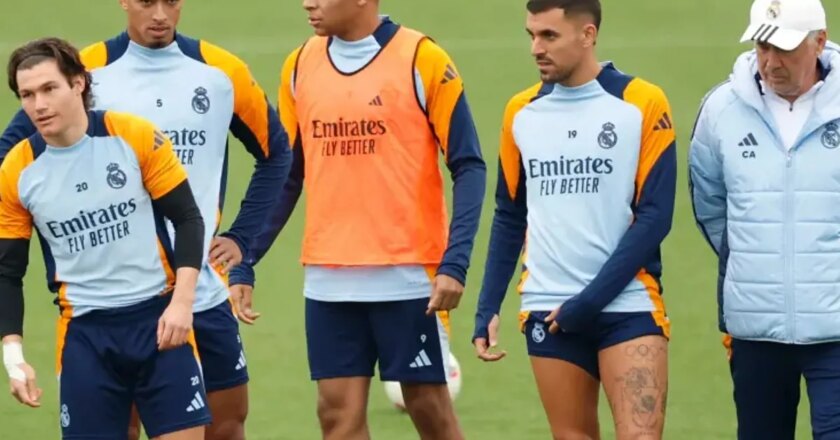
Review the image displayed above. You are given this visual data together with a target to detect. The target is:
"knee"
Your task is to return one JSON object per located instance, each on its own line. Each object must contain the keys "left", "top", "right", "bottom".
{"left": 206, "top": 416, "right": 246, "bottom": 440}
{"left": 317, "top": 392, "right": 362, "bottom": 432}
{"left": 402, "top": 386, "right": 451, "bottom": 423}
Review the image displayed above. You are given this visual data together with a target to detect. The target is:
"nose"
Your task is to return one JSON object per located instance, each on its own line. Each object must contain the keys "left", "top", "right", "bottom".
{"left": 531, "top": 38, "right": 545, "bottom": 58}
{"left": 152, "top": 2, "right": 167, "bottom": 21}
{"left": 33, "top": 93, "right": 49, "bottom": 113}
{"left": 302, "top": 0, "right": 315, "bottom": 11}
{"left": 764, "top": 47, "right": 783, "bottom": 69}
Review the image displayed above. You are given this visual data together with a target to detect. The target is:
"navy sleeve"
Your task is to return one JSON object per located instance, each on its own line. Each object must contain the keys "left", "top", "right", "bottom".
{"left": 0, "top": 238, "right": 28, "bottom": 338}
{"left": 221, "top": 102, "right": 293, "bottom": 256}
{"left": 436, "top": 93, "right": 487, "bottom": 285}
{"left": 228, "top": 133, "right": 303, "bottom": 287}
{"left": 0, "top": 110, "right": 37, "bottom": 163}
{"left": 555, "top": 143, "right": 677, "bottom": 332}
{"left": 472, "top": 160, "right": 527, "bottom": 341}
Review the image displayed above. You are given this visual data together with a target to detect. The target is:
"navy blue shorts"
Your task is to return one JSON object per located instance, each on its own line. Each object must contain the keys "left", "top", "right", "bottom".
{"left": 193, "top": 300, "right": 249, "bottom": 392}
{"left": 523, "top": 311, "right": 668, "bottom": 379}
{"left": 730, "top": 338, "right": 840, "bottom": 439}
{"left": 58, "top": 295, "right": 211, "bottom": 439}
{"left": 305, "top": 298, "right": 449, "bottom": 383}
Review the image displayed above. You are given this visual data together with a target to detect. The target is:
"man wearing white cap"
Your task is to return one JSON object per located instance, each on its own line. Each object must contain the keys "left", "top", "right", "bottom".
{"left": 690, "top": 0, "right": 840, "bottom": 438}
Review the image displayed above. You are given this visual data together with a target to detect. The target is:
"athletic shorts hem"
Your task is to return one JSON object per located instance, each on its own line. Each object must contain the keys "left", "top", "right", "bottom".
{"left": 204, "top": 375, "right": 249, "bottom": 393}
{"left": 144, "top": 416, "right": 212, "bottom": 438}
{"left": 310, "top": 370, "right": 375, "bottom": 381}
{"left": 380, "top": 374, "right": 447, "bottom": 384}
{"left": 526, "top": 348, "right": 599, "bottom": 380}
{"left": 598, "top": 328, "right": 668, "bottom": 351}
{"left": 62, "top": 435, "right": 124, "bottom": 439}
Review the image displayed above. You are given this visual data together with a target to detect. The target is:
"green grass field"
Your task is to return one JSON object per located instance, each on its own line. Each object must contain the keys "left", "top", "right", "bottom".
{"left": 1, "top": 1, "right": 838, "bottom": 438}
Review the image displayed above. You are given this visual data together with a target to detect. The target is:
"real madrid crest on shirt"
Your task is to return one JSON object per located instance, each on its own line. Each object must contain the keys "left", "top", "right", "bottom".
{"left": 192, "top": 87, "right": 210, "bottom": 114}
{"left": 598, "top": 122, "right": 618, "bottom": 149}
{"left": 532, "top": 322, "right": 546, "bottom": 343}
{"left": 106, "top": 163, "right": 127, "bottom": 189}
{"left": 822, "top": 122, "right": 840, "bottom": 149}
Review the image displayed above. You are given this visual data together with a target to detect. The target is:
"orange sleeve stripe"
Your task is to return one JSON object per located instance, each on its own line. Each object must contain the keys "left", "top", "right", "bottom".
{"left": 636, "top": 270, "right": 670, "bottom": 338}
{"left": 500, "top": 83, "right": 544, "bottom": 200}
{"left": 156, "top": 239, "right": 176, "bottom": 288}
{"left": 279, "top": 46, "right": 302, "bottom": 148}
{"left": 199, "top": 41, "right": 271, "bottom": 158}
{"left": 622, "top": 78, "right": 676, "bottom": 203}
{"left": 104, "top": 112, "right": 187, "bottom": 199}
{"left": 415, "top": 39, "right": 463, "bottom": 156}
{"left": 79, "top": 42, "right": 108, "bottom": 70}
{"left": 55, "top": 315, "right": 71, "bottom": 375}
{"left": 0, "top": 141, "right": 35, "bottom": 239}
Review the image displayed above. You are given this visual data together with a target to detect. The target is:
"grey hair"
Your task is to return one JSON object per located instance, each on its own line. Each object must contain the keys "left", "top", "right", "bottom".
{"left": 807, "top": 29, "right": 825, "bottom": 41}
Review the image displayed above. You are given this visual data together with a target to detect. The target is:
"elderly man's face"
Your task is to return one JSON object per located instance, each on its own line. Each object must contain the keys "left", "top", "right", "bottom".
{"left": 756, "top": 30, "right": 827, "bottom": 99}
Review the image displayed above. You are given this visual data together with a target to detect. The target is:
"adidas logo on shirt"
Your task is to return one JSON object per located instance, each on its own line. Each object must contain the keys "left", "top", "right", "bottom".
{"left": 409, "top": 349, "right": 433, "bottom": 369}
{"left": 186, "top": 392, "right": 206, "bottom": 413}
{"left": 652, "top": 112, "right": 673, "bottom": 131}
{"left": 235, "top": 350, "right": 247, "bottom": 371}
{"left": 441, "top": 64, "right": 459, "bottom": 84}
{"left": 738, "top": 133, "right": 759, "bottom": 147}
{"left": 369, "top": 95, "right": 383, "bottom": 106}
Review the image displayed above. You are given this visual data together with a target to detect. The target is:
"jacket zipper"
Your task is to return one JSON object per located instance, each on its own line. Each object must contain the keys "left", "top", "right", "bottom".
{"left": 785, "top": 149, "right": 796, "bottom": 342}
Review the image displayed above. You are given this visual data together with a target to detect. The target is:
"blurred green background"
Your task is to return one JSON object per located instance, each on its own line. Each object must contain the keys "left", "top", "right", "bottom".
{"left": 1, "top": 1, "right": 837, "bottom": 438}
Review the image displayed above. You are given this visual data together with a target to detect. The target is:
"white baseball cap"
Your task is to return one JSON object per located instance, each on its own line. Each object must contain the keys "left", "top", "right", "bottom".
{"left": 740, "top": 0, "right": 827, "bottom": 51}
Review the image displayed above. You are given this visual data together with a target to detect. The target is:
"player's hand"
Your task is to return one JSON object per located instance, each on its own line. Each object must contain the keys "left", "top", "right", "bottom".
{"left": 426, "top": 275, "right": 464, "bottom": 315}
{"left": 209, "top": 236, "right": 243, "bottom": 274}
{"left": 9, "top": 363, "right": 41, "bottom": 408}
{"left": 158, "top": 299, "right": 193, "bottom": 351}
{"left": 474, "top": 314, "right": 507, "bottom": 362}
{"left": 230, "top": 284, "right": 261, "bottom": 325}
{"left": 545, "top": 307, "right": 562, "bottom": 334}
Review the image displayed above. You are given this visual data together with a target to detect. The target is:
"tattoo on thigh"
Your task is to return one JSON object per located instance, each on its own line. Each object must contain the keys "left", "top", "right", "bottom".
{"left": 619, "top": 367, "right": 663, "bottom": 429}
{"left": 623, "top": 343, "right": 667, "bottom": 362}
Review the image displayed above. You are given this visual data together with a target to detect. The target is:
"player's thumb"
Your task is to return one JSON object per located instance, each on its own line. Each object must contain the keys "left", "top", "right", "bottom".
{"left": 544, "top": 309, "right": 558, "bottom": 323}
{"left": 25, "top": 378, "right": 39, "bottom": 402}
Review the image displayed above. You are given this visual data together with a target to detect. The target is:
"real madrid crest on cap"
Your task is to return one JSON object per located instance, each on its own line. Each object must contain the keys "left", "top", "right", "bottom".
{"left": 106, "top": 163, "right": 127, "bottom": 189}
{"left": 192, "top": 87, "right": 210, "bottom": 114}
{"left": 767, "top": 0, "right": 781, "bottom": 20}
{"left": 598, "top": 122, "right": 618, "bottom": 149}
{"left": 822, "top": 122, "right": 840, "bottom": 149}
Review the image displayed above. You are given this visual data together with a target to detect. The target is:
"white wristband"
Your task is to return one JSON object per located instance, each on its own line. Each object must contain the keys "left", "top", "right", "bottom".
{"left": 3, "top": 342, "right": 26, "bottom": 381}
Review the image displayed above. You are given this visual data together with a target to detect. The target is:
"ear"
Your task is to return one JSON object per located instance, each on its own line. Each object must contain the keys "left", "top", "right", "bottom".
{"left": 581, "top": 23, "right": 598, "bottom": 48}
{"left": 815, "top": 29, "right": 828, "bottom": 54}
{"left": 70, "top": 75, "right": 86, "bottom": 95}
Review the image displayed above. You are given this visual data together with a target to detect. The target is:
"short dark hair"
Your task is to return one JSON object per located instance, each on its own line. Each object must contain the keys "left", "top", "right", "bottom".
{"left": 526, "top": 0, "right": 602, "bottom": 29}
{"left": 7, "top": 37, "right": 93, "bottom": 110}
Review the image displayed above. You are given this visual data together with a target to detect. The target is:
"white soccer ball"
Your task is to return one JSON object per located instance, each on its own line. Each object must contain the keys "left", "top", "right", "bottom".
{"left": 383, "top": 352, "right": 462, "bottom": 411}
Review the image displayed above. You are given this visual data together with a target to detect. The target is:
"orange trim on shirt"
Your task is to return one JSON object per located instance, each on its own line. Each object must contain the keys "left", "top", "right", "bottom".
{"left": 79, "top": 41, "right": 108, "bottom": 70}
{"left": 0, "top": 140, "right": 35, "bottom": 239}
{"left": 200, "top": 41, "right": 271, "bottom": 158}
{"left": 500, "top": 83, "right": 543, "bottom": 200}
{"left": 414, "top": 39, "right": 464, "bottom": 156}
{"left": 103, "top": 111, "right": 187, "bottom": 199}
{"left": 622, "top": 78, "right": 676, "bottom": 203}
{"left": 279, "top": 46, "right": 303, "bottom": 149}
{"left": 55, "top": 315, "right": 71, "bottom": 376}
{"left": 636, "top": 270, "right": 670, "bottom": 338}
